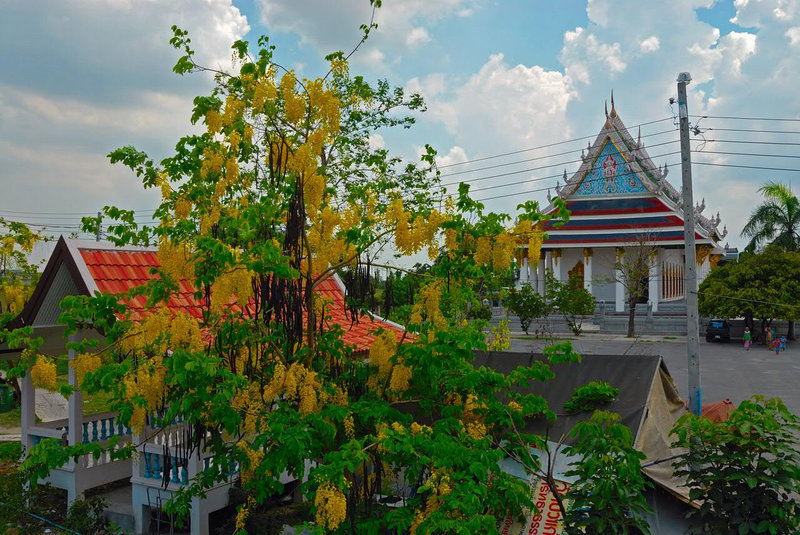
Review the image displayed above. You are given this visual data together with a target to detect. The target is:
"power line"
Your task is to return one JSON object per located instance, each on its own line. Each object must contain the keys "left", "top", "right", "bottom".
{"left": 466, "top": 150, "right": 682, "bottom": 195}
{"left": 691, "top": 114, "right": 800, "bottom": 123}
{"left": 703, "top": 138, "right": 800, "bottom": 147}
{"left": 437, "top": 117, "right": 675, "bottom": 169}
{"left": 442, "top": 140, "right": 680, "bottom": 187}
{"left": 469, "top": 163, "right": 682, "bottom": 203}
{"left": 693, "top": 161, "right": 800, "bottom": 173}
{"left": 439, "top": 128, "right": 678, "bottom": 178}
{"left": 692, "top": 150, "right": 800, "bottom": 160}
{"left": 705, "top": 127, "right": 800, "bottom": 135}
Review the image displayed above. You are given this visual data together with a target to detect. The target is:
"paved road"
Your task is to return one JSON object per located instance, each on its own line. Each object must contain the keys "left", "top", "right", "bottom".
{"left": 509, "top": 335, "right": 800, "bottom": 415}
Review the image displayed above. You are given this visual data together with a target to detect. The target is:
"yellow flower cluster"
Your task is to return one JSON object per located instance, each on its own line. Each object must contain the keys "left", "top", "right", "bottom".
{"left": 410, "top": 470, "right": 452, "bottom": 535}
{"left": 279, "top": 71, "right": 306, "bottom": 124}
{"left": 314, "top": 481, "right": 347, "bottom": 531}
{"left": 460, "top": 393, "right": 490, "bottom": 441}
{"left": 235, "top": 495, "right": 256, "bottom": 533}
{"left": 71, "top": 352, "right": 102, "bottom": 388}
{"left": 410, "top": 422, "right": 432, "bottom": 435}
{"left": 507, "top": 400, "right": 523, "bottom": 413}
{"left": 122, "top": 307, "right": 203, "bottom": 356}
{"left": 304, "top": 174, "right": 325, "bottom": 218}
{"left": 409, "top": 280, "right": 447, "bottom": 330}
{"left": 157, "top": 237, "right": 194, "bottom": 282}
{"left": 31, "top": 355, "right": 58, "bottom": 391}
{"left": 306, "top": 207, "right": 357, "bottom": 271}
{"left": 512, "top": 219, "right": 544, "bottom": 265}
{"left": 123, "top": 355, "right": 166, "bottom": 421}
{"left": 0, "top": 283, "right": 28, "bottom": 314}
{"left": 251, "top": 73, "right": 278, "bottom": 112}
{"left": 343, "top": 414, "right": 355, "bottom": 438}
{"left": 386, "top": 198, "right": 447, "bottom": 257}
{"left": 487, "top": 319, "right": 511, "bottom": 351}
{"left": 389, "top": 361, "right": 412, "bottom": 393}
{"left": 474, "top": 232, "right": 516, "bottom": 270}
{"left": 237, "top": 440, "right": 264, "bottom": 485}
{"left": 366, "top": 331, "right": 398, "bottom": 394}
{"left": 211, "top": 266, "right": 254, "bottom": 312}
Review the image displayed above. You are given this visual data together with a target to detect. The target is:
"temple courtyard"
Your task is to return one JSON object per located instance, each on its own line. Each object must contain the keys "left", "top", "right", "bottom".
{"left": 509, "top": 335, "right": 800, "bottom": 416}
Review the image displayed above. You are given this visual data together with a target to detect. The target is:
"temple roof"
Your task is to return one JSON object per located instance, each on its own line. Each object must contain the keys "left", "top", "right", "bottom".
{"left": 9, "top": 237, "right": 403, "bottom": 351}
{"left": 542, "top": 96, "right": 726, "bottom": 249}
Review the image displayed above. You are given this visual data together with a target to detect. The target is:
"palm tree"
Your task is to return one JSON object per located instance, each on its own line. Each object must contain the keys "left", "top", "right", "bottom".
{"left": 741, "top": 182, "right": 800, "bottom": 339}
{"left": 741, "top": 182, "right": 800, "bottom": 253}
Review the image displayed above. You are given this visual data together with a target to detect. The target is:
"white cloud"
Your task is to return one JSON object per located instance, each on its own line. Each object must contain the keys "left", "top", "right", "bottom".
{"left": 405, "top": 73, "right": 447, "bottom": 100}
{"left": 640, "top": 35, "right": 660, "bottom": 53}
{"left": 406, "top": 27, "right": 432, "bottom": 47}
{"left": 257, "top": 0, "right": 475, "bottom": 71}
{"left": 786, "top": 26, "right": 800, "bottom": 44}
{"left": 368, "top": 133, "right": 386, "bottom": 150}
{"left": 427, "top": 54, "right": 574, "bottom": 153}
{"left": 436, "top": 146, "right": 468, "bottom": 168}
{"left": 0, "top": 0, "right": 249, "bottom": 221}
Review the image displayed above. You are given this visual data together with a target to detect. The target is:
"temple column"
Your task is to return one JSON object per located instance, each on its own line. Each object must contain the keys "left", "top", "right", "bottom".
{"left": 20, "top": 370, "right": 35, "bottom": 453}
{"left": 537, "top": 257, "right": 546, "bottom": 295}
{"left": 544, "top": 250, "right": 553, "bottom": 292}
{"left": 648, "top": 251, "right": 659, "bottom": 313}
{"left": 615, "top": 247, "right": 625, "bottom": 313}
{"left": 520, "top": 257, "right": 530, "bottom": 286}
{"left": 552, "top": 250, "right": 561, "bottom": 286}
{"left": 583, "top": 248, "right": 593, "bottom": 294}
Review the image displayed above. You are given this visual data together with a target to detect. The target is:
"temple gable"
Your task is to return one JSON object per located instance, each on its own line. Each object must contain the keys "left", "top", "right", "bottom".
{"left": 572, "top": 139, "right": 649, "bottom": 197}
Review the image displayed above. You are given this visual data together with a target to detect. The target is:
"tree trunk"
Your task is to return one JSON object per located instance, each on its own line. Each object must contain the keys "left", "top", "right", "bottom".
{"left": 789, "top": 320, "right": 795, "bottom": 341}
{"left": 627, "top": 300, "right": 636, "bottom": 338}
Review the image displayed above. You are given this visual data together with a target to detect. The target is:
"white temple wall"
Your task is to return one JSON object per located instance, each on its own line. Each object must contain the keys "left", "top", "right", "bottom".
{"left": 590, "top": 247, "right": 616, "bottom": 303}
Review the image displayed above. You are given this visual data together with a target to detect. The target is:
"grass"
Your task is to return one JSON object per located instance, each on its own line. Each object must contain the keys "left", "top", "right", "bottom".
{"left": 0, "top": 407, "right": 21, "bottom": 429}
{"left": 0, "top": 441, "right": 21, "bottom": 462}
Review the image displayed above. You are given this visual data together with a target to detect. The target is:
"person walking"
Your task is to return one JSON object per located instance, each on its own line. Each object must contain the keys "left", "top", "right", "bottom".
{"left": 766, "top": 327, "right": 773, "bottom": 349}
{"left": 744, "top": 327, "right": 751, "bottom": 351}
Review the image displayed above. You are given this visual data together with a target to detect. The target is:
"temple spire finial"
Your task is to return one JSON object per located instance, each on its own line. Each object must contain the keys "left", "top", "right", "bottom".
{"left": 609, "top": 89, "right": 617, "bottom": 118}
{"left": 603, "top": 100, "right": 611, "bottom": 129}
{"left": 636, "top": 126, "right": 641, "bottom": 147}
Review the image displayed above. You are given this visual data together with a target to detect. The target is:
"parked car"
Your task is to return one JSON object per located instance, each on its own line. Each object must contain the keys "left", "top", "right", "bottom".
{"left": 706, "top": 319, "right": 731, "bottom": 342}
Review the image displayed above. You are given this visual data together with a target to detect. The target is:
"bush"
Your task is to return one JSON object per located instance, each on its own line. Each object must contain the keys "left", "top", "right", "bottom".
{"left": 564, "top": 381, "right": 619, "bottom": 414}
{"left": 65, "top": 495, "right": 111, "bottom": 534}
{"left": 505, "top": 284, "right": 549, "bottom": 335}
{"left": 671, "top": 396, "right": 800, "bottom": 535}
{"left": 467, "top": 303, "right": 493, "bottom": 321}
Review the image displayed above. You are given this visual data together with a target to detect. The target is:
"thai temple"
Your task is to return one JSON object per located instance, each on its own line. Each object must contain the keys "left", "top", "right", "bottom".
{"left": 517, "top": 95, "right": 727, "bottom": 313}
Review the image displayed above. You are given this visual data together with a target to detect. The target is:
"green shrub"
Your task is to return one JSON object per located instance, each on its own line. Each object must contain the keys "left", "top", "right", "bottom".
{"left": 564, "top": 381, "right": 619, "bottom": 413}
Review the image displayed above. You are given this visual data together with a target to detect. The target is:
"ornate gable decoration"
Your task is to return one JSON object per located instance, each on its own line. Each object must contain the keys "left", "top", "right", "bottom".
{"left": 547, "top": 93, "right": 727, "bottom": 244}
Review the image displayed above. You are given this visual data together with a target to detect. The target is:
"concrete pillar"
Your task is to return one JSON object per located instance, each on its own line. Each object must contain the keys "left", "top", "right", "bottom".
{"left": 648, "top": 252, "right": 659, "bottom": 313}
{"left": 188, "top": 449, "right": 208, "bottom": 535}
{"left": 615, "top": 248, "right": 625, "bottom": 313}
{"left": 583, "top": 248, "right": 593, "bottom": 294}
{"left": 67, "top": 334, "right": 83, "bottom": 505}
{"left": 537, "top": 257, "right": 546, "bottom": 295}
{"left": 20, "top": 372, "right": 35, "bottom": 452}
{"left": 521, "top": 257, "right": 530, "bottom": 286}
{"left": 552, "top": 250, "right": 561, "bottom": 285}
{"left": 544, "top": 250, "right": 552, "bottom": 292}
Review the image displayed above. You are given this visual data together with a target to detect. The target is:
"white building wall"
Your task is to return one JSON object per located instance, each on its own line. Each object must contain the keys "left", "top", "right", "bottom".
{"left": 590, "top": 247, "right": 617, "bottom": 303}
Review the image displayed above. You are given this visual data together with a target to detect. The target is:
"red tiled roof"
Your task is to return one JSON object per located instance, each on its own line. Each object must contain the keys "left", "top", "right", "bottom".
{"left": 79, "top": 248, "right": 403, "bottom": 351}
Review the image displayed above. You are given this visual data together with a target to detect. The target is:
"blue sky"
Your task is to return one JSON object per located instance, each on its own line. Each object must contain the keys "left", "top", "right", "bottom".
{"left": 3, "top": 0, "right": 800, "bottom": 249}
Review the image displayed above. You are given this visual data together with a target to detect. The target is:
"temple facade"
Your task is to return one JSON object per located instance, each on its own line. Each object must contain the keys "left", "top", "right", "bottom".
{"left": 517, "top": 97, "right": 727, "bottom": 313}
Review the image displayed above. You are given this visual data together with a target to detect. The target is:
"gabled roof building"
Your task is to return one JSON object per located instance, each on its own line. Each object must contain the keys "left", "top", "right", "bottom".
{"left": 518, "top": 96, "right": 727, "bottom": 313}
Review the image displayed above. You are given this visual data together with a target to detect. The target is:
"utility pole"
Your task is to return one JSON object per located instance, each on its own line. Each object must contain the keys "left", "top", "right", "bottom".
{"left": 677, "top": 72, "right": 701, "bottom": 416}
{"left": 95, "top": 211, "right": 102, "bottom": 242}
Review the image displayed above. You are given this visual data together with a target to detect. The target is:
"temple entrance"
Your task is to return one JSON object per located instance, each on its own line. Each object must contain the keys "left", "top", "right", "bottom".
{"left": 568, "top": 260, "right": 584, "bottom": 289}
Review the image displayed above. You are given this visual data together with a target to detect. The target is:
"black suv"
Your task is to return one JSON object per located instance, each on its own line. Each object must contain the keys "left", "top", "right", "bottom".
{"left": 705, "top": 319, "right": 731, "bottom": 343}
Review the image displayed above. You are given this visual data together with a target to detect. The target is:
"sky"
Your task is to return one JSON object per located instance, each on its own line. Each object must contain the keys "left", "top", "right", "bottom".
{"left": 3, "top": 0, "right": 800, "bottom": 250}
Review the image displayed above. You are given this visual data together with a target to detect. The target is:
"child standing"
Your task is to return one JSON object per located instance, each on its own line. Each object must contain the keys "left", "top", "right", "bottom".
{"left": 744, "top": 327, "right": 751, "bottom": 351}
{"left": 774, "top": 338, "right": 781, "bottom": 355}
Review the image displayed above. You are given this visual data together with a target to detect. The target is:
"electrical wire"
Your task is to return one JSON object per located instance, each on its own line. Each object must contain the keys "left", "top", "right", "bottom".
{"left": 704, "top": 127, "right": 800, "bottom": 135}
{"left": 437, "top": 117, "right": 675, "bottom": 169}
{"left": 691, "top": 150, "right": 800, "bottom": 160}
{"left": 692, "top": 161, "right": 800, "bottom": 173}
{"left": 690, "top": 114, "right": 800, "bottom": 123}
{"left": 442, "top": 140, "right": 680, "bottom": 187}
{"left": 438, "top": 128, "right": 678, "bottom": 178}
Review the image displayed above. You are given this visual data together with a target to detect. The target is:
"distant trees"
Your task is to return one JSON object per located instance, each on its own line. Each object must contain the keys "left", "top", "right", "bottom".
{"left": 698, "top": 247, "right": 800, "bottom": 339}
{"left": 505, "top": 271, "right": 595, "bottom": 336}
